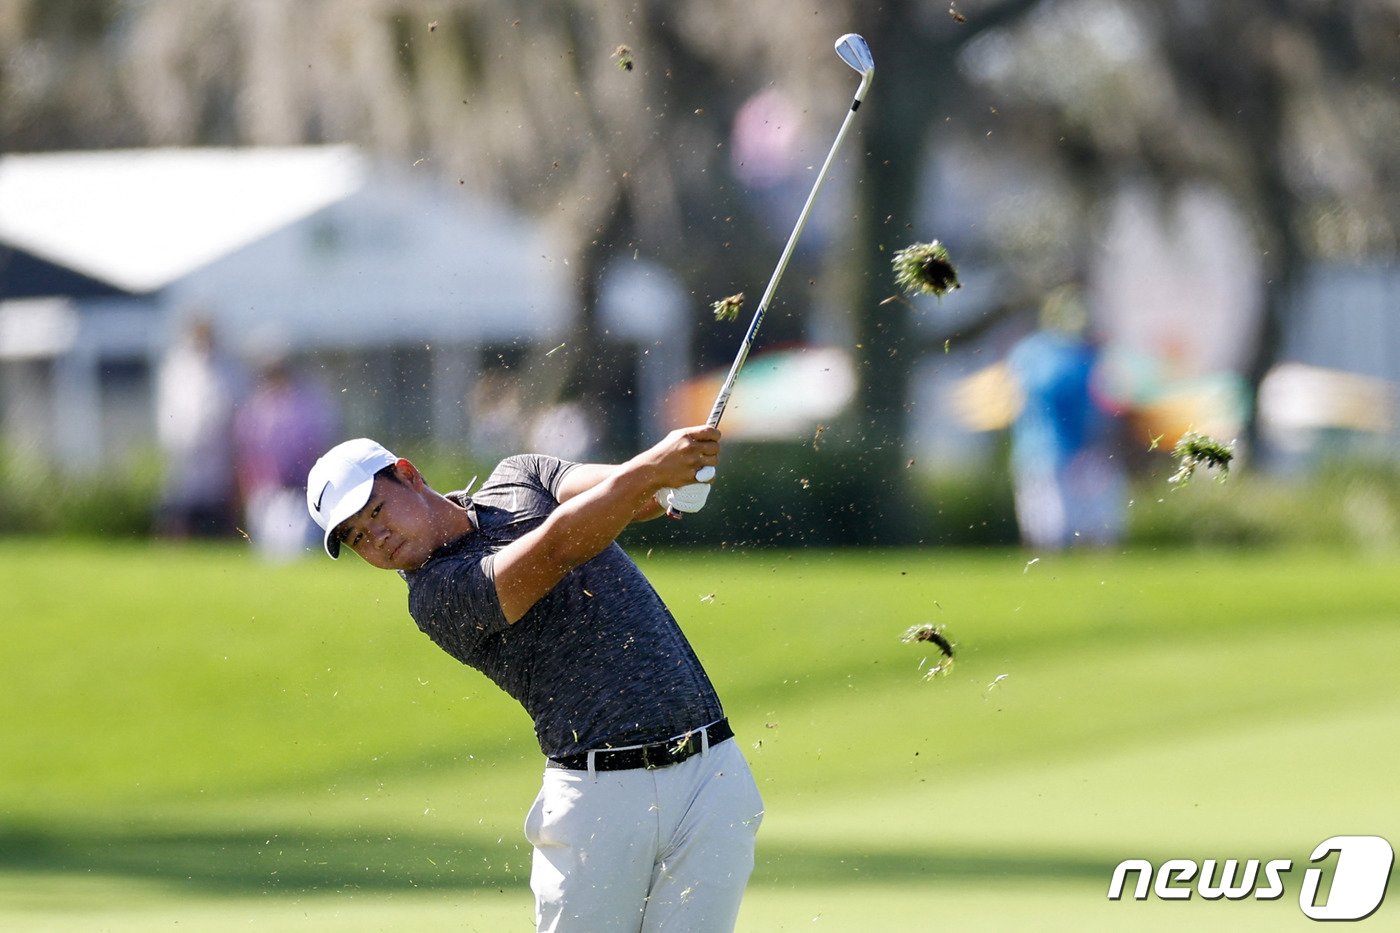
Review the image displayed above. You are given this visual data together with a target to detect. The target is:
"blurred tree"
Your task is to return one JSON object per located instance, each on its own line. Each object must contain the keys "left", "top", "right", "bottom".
{"left": 1, "top": 0, "right": 1395, "bottom": 541}
{"left": 948, "top": 0, "right": 1400, "bottom": 437}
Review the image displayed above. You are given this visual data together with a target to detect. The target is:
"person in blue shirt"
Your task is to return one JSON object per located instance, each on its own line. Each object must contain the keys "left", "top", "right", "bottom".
{"left": 1006, "top": 287, "right": 1125, "bottom": 549}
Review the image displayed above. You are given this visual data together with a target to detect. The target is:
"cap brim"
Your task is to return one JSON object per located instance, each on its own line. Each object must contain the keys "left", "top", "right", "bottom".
{"left": 321, "top": 474, "right": 377, "bottom": 559}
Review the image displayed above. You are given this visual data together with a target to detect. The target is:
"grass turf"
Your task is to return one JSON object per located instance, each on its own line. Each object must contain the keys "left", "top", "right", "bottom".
{"left": 2, "top": 539, "right": 1398, "bottom": 930}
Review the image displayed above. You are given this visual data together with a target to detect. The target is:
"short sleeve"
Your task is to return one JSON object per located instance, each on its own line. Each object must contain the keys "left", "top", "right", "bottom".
{"left": 407, "top": 551, "right": 510, "bottom": 661}
{"left": 497, "top": 454, "right": 579, "bottom": 501}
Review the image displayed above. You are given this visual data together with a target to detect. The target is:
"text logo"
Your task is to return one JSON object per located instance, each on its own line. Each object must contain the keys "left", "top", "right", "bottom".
{"left": 1108, "top": 835, "right": 1393, "bottom": 922}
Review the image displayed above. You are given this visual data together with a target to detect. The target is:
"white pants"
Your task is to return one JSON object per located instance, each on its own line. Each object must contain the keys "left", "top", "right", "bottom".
{"left": 245, "top": 486, "right": 318, "bottom": 561}
{"left": 1013, "top": 450, "right": 1125, "bottom": 550}
{"left": 524, "top": 738, "right": 764, "bottom": 932}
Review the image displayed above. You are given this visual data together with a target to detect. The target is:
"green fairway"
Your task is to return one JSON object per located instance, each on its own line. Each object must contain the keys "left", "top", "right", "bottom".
{"left": 3, "top": 539, "right": 1398, "bottom": 930}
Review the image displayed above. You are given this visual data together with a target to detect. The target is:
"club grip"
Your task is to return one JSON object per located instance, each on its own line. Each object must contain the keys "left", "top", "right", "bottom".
{"left": 656, "top": 482, "right": 712, "bottom": 515}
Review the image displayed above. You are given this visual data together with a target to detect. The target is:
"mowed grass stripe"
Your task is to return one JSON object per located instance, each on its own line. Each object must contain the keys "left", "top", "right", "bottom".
{"left": 5, "top": 542, "right": 1397, "bottom": 807}
{"left": 4, "top": 541, "right": 531, "bottom": 806}
{"left": 3, "top": 541, "right": 1398, "bottom": 931}
{"left": 730, "top": 612, "right": 1400, "bottom": 795}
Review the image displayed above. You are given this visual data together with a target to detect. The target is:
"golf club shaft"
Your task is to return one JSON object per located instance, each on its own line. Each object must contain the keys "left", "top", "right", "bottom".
{"left": 704, "top": 95, "right": 865, "bottom": 429}
{"left": 664, "top": 35, "right": 870, "bottom": 510}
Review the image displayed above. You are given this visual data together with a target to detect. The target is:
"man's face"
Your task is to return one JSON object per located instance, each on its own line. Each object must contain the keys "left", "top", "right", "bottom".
{"left": 336, "top": 466, "right": 446, "bottom": 571}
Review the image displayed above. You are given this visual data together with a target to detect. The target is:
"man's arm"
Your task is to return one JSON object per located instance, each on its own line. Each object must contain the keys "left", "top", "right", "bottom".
{"left": 556, "top": 463, "right": 668, "bottom": 522}
{"left": 491, "top": 426, "right": 720, "bottom": 624}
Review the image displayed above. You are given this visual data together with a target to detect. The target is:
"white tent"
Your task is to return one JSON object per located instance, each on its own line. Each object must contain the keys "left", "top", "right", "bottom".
{"left": 0, "top": 146, "right": 574, "bottom": 468}
{"left": 0, "top": 146, "right": 365, "bottom": 294}
{"left": 0, "top": 145, "right": 571, "bottom": 347}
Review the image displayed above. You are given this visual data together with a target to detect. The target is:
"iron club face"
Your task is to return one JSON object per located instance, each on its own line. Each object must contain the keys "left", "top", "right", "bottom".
{"left": 834, "top": 33, "right": 875, "bottom": 101}
{"left": 835, "top": 33, "right": 874, "bottom": 74}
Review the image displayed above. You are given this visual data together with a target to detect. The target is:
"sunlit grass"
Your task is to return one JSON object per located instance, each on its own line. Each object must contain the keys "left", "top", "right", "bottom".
{"left": 3, "top": 539, "right": 1398, "bottom": 930}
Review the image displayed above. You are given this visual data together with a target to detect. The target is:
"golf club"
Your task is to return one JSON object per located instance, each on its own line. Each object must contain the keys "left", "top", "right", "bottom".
{"left": 660, "top": 33, "right": 875, "bottom": 515}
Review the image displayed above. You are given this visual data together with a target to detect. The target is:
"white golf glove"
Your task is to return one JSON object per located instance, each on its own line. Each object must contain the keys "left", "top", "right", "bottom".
{"left": 656, "top": 481, "right": 712, "bottom": 515}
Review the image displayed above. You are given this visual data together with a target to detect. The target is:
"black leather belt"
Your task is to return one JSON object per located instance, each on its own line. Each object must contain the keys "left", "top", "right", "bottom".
{"left": 547, "top": 718, "right": 734, "bottom": 772}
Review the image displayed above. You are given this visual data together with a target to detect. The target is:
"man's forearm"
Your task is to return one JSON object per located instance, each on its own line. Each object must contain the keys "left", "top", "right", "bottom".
{"left": 537, "top": 460, "right": 660, "bottom": 570}
{"left": 558, "top": 463, "right": 664, "bottom": 523}
{"left": 492, "top": 426, "right": 716, "bottom": 623}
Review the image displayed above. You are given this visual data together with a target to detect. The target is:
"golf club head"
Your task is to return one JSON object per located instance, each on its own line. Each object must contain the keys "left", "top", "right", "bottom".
{"left": 835, "top": 33, "right": 875, "bottom": 101}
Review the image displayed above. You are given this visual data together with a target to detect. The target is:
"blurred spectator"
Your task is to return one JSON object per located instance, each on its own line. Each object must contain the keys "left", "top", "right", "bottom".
{"left": 1006, "top": 286, "right": 1126, "bottom": 550}
{"left": 527, "top": 400, "right": 598, "bottom": 462}
{"left": 469, "top": 370, "right": 524, "bottom": 460}
{"left": 731, "top": 89, "right": 804, "bottom": 190}
{"left": 235, "top": 351, "right": 338, "bottom": 560}
{"left": 155, "top": 315, "right": 246, "bottom": 537}
{"left": 730, "top": 89, "right": 830, "bottom": 253}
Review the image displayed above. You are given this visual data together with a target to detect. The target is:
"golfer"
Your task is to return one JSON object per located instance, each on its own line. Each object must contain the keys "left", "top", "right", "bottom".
{"left": 306, "top": 425, "right": 763, "bottom": 931}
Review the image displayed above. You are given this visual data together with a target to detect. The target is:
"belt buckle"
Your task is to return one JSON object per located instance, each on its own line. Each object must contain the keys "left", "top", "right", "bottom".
{"left": 671, "top": 731, "right": 697, "bottom": 765}
{"left": 634, "top": 727, "right": 707, "bottom": 771}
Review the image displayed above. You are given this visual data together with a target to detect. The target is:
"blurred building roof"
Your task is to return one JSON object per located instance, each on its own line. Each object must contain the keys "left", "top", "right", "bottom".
{"left": 0, "top": 146, "right": 363, "bottom": 294}
{"left": 0, "top": 146, "right": 572, "bottom": 350}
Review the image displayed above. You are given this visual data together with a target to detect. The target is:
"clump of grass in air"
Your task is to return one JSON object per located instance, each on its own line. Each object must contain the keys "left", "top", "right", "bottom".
{"left": 712, "top": 292, "right": 745, "bottom": 322}
{"left": 892, "top": 241, "right": 960, "bottom": 298}
{"left": 1169, "top": 431, "right": 1235, "bottom": 487}
{"left": 901, "top": 623, "right": 955, "bottom": 680}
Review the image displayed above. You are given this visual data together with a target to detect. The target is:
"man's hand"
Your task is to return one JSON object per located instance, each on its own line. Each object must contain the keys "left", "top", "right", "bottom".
{"left": 642, "top": 426, "right": 719, "bottom": 518}
{"left": 633, "top": 425, "right": 722, "bottom": 491}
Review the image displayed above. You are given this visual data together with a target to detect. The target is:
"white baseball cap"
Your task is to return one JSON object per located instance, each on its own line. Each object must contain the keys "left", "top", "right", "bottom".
{"left": 306, "top": 438, "right": 398, "bottom": 559}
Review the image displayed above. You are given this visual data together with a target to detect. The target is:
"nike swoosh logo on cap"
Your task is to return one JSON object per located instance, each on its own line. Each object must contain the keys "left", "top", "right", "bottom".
{"left": 314, "top": 481, "right": 330, "bottom": 512}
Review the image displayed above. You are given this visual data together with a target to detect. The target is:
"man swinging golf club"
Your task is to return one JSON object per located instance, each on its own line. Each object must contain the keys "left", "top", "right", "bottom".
{"left": 307, "top": 32, "right": 875, "bottom": 932}
{"left": 307, "top": 423, "right": 761, "bottom": 931}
